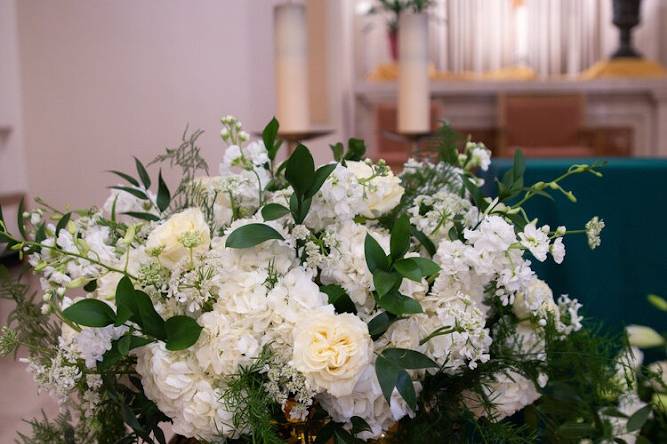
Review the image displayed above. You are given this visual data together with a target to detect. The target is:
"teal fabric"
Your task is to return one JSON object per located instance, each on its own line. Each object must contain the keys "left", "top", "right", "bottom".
{"left": 483, "top": 158, "right": 667, "bottom": 335}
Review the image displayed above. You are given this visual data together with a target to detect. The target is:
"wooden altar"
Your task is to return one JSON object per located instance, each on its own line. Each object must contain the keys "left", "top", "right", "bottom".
{"left": 354, "top": 78, "right": 667, "bottom": 165}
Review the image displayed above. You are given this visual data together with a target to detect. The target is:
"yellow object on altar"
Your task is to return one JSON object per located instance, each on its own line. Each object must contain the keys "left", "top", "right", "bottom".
{"left": 580, "top": 58, "right": 667, "bottom": 79}
{"left": 368, "top": 63, "right": 537, "bottom": 82}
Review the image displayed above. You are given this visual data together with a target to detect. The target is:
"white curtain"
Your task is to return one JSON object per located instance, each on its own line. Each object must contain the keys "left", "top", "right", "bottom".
{"left": 435, "top": 0, "right": 610, "bottom": 77}
{"left": 355, "top": 0, "right": 663, "bottom": 79}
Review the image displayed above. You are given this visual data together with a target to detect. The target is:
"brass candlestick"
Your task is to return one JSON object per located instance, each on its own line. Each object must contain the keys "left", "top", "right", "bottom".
{"left": 383, "top": 130, "right": 434, "bottom": 161}
{"left": 278, "top": 129, "right": 335, "bottom": 153}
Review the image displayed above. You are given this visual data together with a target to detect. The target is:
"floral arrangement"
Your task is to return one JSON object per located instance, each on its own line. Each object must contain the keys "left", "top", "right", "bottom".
{"left": 0, "top": 116, "right": 664, "bottom": 444}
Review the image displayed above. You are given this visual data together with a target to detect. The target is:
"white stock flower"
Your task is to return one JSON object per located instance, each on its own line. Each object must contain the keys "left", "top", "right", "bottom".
{"left": 145, "top": 208, "right": 211, "bottom": 268}
{"left": 291, "top": 311, "right": 373, "bottom": 397}
{"left": 550, "top": 237, "right": 566, "bottom": 264}
{"left": 518, "top": 222, "right": 550, "bottom": 262}
{"left": 585, "top": 216, "right": 605, "bottom": 250}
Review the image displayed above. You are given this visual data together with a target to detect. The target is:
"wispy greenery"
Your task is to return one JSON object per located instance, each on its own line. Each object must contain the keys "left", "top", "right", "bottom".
{"left": 221, "top": 347, "right": 283, "bottom": 444}
{"left": 149, "top": 127, "right": 209, "bottom": 211}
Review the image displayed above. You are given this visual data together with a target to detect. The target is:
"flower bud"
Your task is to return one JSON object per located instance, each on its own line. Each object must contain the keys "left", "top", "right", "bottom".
{"left": 626, "top": 325, "right": 665, "bottom": 348}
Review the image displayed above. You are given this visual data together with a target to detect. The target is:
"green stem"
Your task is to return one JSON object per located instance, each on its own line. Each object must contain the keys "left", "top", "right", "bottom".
{"left": 31, "top": 242, "right": 137, "bottom": 280}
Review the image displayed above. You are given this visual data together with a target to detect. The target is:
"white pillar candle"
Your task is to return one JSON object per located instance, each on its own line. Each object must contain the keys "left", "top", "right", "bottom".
{"left": 274, "top": 3, "right": 310, "bottom": 132}
{"left": 398, "top": 12, "right": 430, "bottom": 134}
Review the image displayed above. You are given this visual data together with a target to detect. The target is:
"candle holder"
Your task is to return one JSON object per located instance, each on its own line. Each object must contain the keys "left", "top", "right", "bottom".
{"left": 383, "top": 130, "right": 434, "bottom": 160}
{"left": 278, "top": 129, "right": 336, "bottom": 153}
{"left": 611, "top": 0, "right": 643, "bottom": 59}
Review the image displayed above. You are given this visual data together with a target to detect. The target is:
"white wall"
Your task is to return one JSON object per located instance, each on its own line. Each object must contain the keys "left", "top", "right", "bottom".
{"left": 14, "top": 0, "right": 322, "bottom": 210}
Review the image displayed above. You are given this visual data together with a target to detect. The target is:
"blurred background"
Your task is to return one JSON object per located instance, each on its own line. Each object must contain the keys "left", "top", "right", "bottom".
{"left": 1, "top": 0, "right": 666, "bottom": 441}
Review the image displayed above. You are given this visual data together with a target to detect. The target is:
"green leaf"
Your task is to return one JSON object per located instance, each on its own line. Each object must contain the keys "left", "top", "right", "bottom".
{"left": 122, "top": 211, "right": 160, "bottom": 222}
{"left": 373, "top": 270, "right": 401, "bottom": 297}
{"left": 0, "top": 204, "right": 4, "bottom": 226}
{"left": 626, "top": 404, "right": 652, "bottom": 433}
{"left": 345, "top": 138, "right": 366, "bottom": 161}
{"left": 165, "top": 316, "right": 203, "bottom": 351}
{"left": 226, "top": 223, "right": 285, "bottom": 249}
{"left": 117, "top": 335, "right": 132, "bottom": 356}
{"left": 412, "top": 257, "right": 440, "bottom": 277}
{"left": 351, "top": 416, "right": 372, "bottom": 436}
{"left": 129, "top": 335, "right": 154, "bottom": 350}
{"left": 17, "top": 198, "right": 27, "bottom": 239}
{"left": 394, "top": 258, "right": 422, "bottom": 282}
{"left": 648, "top": 294, "right": 667, "bottom": 312}
{"left": 375, "top": 354, "right": 401, "bottom": 405}
{"left": 367, "top": 311, "right": 394, "bottom": 338}
{"left": 115, "top": 275, "right": 137, "bottom": 326}
{"left": 83, "top": 279, "right": 97, "bottom": 292}
{"left": 289, "top": 193, "right": 312, "bottom": 224}
{"left": 134, "top": 157, "right": 152, "bottom": 189}
{"left": 110, "top": 186, "right": 148, "bottom": 201}
{"left": 381, "top": 348, "right": 438, "bottom": 369}
{"left": 156, "top": 170, "right": 170, "bottom": 212}
{"left": 556, "top": 422, "right": 595, "bottom": 438}
{"left": 263, "top": 117, "right": 280, "bottom": 161}
{"left": 395, "top": 369, "right": 417, "bottom": 410}
{"left": 63, "top": 299, "right": 116, "bottom": 327}
{"left": 330, "top": 143, "right": 344, "bottom": 162}
{"left": 390, "top": 214, "right": 411, "bottom": 260}
{"left": 321, "top": 284, "right": 357, "bottom": 314}
{"left": 55, "top": 212, "right": 72, "bottom": 238}
{"left": 261, "top": 203, "right": 290, "bottom": 221}
{"left": 411, "top": 226, "right": 436, "bottom": 256}
{"left": 109, "top": 170, "right": 140, "bottom": 187}
{"left": 305, "top": 163, "right": 336, "bottom": 198}
{"left": 285, "top": 144, "right": 315, "bottom": 197}
{"left": 34, "top": 223, "right": 47, "bottom": 243}
{"left": 364, "top": 233, "right": 389, "bottom": 274}
{"left": 134, "top": 290, "right": 166, "bottom": 340}
{"left": 378, "top": 290, "right": 422, "bottom": 316}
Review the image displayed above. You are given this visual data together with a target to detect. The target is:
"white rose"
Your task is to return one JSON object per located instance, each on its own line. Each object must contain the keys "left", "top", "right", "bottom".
{"left": 346, "top": 161, "right": 404, "bottom": 218}
{"left": 292, "top": 311, "right": 372, "bottom": 397}
{"left": 145, "top": 208, "right": 210, "bottom": 268}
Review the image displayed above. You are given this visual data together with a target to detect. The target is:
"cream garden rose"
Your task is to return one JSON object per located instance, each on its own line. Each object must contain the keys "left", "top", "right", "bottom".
{"left": 145, "top": 208, "right": 211, "bottom": 268}
{"left": 291, "top": 311, "right": 373, "bottom": 397}
{"left": 346, "top": 161, "right": 404, "bottom": 218}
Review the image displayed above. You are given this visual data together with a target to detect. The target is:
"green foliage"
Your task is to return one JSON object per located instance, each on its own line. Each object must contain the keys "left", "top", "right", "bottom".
{"left": 283, "top": 144, "right": 335, "bottom": 224}
{"left": 0, "top": 266, "right": 60, "bottom": 361}
{"left": 330, "top": 138, "right": 366, "bottom": 163}
{"left": 135, "top": 157, "right": 152, "bottom": 189}
{"left": 320, "top": 284, "right": 357, "bottom": 314}
{"left": 164, "top": 316, "right": 203, "bottom": 351}
{"left": 376, "top": 348, "right": 438, "bottom": 410}
{"left": 149, "top": 127, "right": 209, "bottom": 211}
{"left": 261, "top": 203, "right": 290, "bottom": 221}
{"left": 222, "top": 347, "right": 283, "bottom": 444}
{"left": 262, "top": 117, "right": 282, "bottom": 162}
{"left": 63, "top": 299, "right": 116, "bottom": 327}
{"left": 225, "top": 223, "right": 285, "bottom": 249}
{"left": 156, "top": 170, "right": 171, "bottom": 212}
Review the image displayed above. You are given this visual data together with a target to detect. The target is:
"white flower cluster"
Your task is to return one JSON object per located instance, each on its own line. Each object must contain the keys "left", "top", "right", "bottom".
{"left": 18, "top": 116, "right": 600, "bottom": 441}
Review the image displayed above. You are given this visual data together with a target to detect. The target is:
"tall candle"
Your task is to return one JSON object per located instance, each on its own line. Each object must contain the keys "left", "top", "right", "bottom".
{"left": 274, "top": 3, "right": 309, "bottom": 132}
{"left": 398, "top": 12, "right": 430, "bottom": 134}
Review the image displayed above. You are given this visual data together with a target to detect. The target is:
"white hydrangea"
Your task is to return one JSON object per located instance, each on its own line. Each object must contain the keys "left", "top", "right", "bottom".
{"left": 318, "top": 365, "right": 418, "bottom": 440}
{"left": 319, "top": 221, "right": 390, "bottom": 314}
{"left": 464, "top": 371, "right": 544, "bottom": 420}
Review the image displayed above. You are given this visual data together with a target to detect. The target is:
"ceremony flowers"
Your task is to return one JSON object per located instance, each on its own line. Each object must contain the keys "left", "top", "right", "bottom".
{"left": 2, "top": 115, "right": 659, "bottom": 444}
